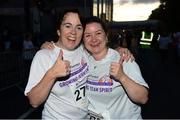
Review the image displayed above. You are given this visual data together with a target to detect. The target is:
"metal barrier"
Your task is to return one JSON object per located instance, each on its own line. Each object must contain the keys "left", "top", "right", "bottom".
{"left": 0, "top": 49, "right": 40, "bottom": 118}
{"left": 0, "top": 49, "right": 37, "bottom": 92}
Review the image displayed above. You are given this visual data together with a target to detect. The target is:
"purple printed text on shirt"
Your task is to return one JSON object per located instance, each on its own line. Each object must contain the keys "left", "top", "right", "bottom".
{"left": 59, "top": 63, "right": 89, "bottom": 87}
{"left": 86, "top": 85, "right": 112, "bottom": 92}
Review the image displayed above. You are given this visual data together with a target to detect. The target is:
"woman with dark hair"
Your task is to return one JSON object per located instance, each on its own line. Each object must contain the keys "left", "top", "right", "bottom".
{"left": 83, "top": 16, "right": 149, "bottom": 119}
{"left": 25, "top": 9, "right": 89, "bottom": 119}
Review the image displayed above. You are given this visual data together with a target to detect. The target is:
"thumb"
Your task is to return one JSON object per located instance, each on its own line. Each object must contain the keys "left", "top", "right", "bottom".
{"left": 119, "top": 57, "right": 123, "bottom": 64}
{"left": 58, "top": 49, "right": 64, "bottom": 60}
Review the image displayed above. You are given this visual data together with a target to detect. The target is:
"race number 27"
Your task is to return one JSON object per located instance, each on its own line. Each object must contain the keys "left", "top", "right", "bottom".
{"left": 74, "top": 86, "right": 85, "bottom": 101}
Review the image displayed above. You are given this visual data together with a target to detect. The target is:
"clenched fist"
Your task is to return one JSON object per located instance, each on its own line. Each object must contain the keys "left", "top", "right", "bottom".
{"left": 109, "top": 59, "right": 125, "bottom": 81}
{"left": 51, "top": 49, "right": 71, "bottom": 79}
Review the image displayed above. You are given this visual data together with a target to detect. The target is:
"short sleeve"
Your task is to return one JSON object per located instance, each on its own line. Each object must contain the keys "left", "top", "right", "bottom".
{"left": 24, "top": 50, "right": 52, "bottom": 95}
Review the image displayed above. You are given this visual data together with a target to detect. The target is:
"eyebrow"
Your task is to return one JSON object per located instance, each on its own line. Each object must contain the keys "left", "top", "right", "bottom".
{"left": 96, "top": 30, "right": 103, "bottom": 32}
{"left": 62, "top": 22, "right": 82, "bottom": 27}
{"left": 84, "top": 30, "right": 103, "bottom": 34}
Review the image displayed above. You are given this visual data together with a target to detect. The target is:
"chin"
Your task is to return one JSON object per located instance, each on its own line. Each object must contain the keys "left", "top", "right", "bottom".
{"left": 68, "top": 45, "right": 78, "bottom": 50}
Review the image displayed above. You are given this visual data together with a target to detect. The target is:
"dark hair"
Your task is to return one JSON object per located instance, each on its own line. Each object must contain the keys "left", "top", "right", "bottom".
{"left": 84, "top": 16, "right": 108, "bottom": 34}
{"left": 56, "top": 9, "right": 84, "bottom": 30}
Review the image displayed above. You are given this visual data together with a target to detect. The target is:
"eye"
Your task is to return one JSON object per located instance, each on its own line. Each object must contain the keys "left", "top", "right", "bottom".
{"left": 85, "top": 34, "right": 91, "bottom": 38}
{"left": 64, "top": 24, "right": 71, "bottom": 28}
{"left": 96, "top": 32, "right": 102, "bottom": 35}
{"left": 62, "top": 23, "right": 72, "bottom": 29}
{"left": 76, "top": 26, "right": 83, "bottom": 31}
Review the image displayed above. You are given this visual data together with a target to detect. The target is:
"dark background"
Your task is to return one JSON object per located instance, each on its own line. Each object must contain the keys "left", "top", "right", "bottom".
{"left": 0, "top": 0, "right": 180, "bottom": 119}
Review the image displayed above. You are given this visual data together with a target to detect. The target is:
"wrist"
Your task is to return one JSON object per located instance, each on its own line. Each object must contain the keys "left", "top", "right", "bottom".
{"left": 46, "top": 68, "right": 57, "bottom": 81}
{"left": 118, "top": 74, "right": 127, "bottom": 82}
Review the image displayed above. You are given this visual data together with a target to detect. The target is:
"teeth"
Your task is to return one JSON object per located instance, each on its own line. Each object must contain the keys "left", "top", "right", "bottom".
{"left": 68, "top": 37, "right": 75, "bottom": 41}
{"left": 91, "top": 44, "right": 99, "bottom": 47}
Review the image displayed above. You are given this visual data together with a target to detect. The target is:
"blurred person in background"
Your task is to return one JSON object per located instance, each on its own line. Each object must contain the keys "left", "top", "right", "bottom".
{"left": 23, "top": 33, "right": 35, "bottom": 50}
{"left": 173, "top": 31, "right": 180, "bottom": 64}
{"left": 1, "top": 27, "right": 12, "bottom": 51}
{"left": 158, "top": 30, "right": 172, "bottom": 64}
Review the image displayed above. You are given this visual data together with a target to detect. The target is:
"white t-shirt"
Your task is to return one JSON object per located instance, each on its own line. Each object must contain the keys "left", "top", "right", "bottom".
{"left": 86, "top": 48, "right": 149, "bottom": 119}
{"left": 24, "top": 45, "right": 89, "bottom": 119}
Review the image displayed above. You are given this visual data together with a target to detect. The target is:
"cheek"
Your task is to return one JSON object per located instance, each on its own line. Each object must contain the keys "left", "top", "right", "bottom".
{"left": 83, "top": 40, "right": 90, "bottom": 48}
{"left": 77, "top": 34, "right": 83, "bottom": 39}
{"left": 83, "top": 37, "right": 88, "bottom": 43}
{"left": 101, "top": 36, "right": 107, "bottom": 44}
{"left": 83, "top": 40, "right": 88, "bottom": 47}
{"left": 77, "top": 30, "right": 83, "bottom": 36}
{"left": 60, "top": 30, "right": 68, "bottom": 37}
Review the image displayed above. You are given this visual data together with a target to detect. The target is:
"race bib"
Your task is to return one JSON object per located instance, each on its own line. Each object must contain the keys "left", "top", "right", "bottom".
{"left": 73, "top": 80, "right": 88, "bottom": 108}
{"left": 87, "top": 110, "right": 104, "bottom": 120}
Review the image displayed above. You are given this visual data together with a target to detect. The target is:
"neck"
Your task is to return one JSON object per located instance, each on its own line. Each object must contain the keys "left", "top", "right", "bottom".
{"left": 93, "top": 48, "right": 108, "bottom": 61}
{"left": 55, "top": 41, "right": 61, "bottom": 47}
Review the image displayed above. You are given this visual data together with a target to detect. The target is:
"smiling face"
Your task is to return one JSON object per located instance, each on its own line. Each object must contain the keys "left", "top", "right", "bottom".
{"left": 83, "top": 22, "right": 108, "bottom": 60}
{"left": 57, "top": 12, "right": 83, "bottom": 50}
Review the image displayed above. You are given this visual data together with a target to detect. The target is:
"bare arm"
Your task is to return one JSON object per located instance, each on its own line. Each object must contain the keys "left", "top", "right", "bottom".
{"left": 27, "top": 50, "right": 70, "bottom": 108}
{"left": 27, "top": 69, "right": 56, "bottom": 108}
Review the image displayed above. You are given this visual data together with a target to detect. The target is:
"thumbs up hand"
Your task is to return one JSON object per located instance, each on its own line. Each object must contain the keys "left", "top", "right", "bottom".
{"left": 58, "top": 49, "right": 64, "bottom": 60}
{"left": 109, "top": 60, "right": 125, "bottom": 81}
{"left": 51, "top": 49, "right": 71, "bottom": 79}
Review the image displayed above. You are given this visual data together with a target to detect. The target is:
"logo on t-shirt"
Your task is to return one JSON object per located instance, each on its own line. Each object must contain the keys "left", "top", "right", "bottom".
{"left": 98, "top": 75, "right": 113, "bottom": 86}
{"left": 87, "top": 75, "right": 113, "bottom": 92}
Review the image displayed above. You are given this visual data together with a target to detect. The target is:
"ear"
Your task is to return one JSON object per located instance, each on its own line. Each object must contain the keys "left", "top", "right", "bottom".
{"left": 106, "top": 32, "right": 109, "bottom": 43}
{"left": 57, "top": 30, "right": 60, "bottom": 36}
{"left": 106, "top": 36, "right": 109, "bottom": 44}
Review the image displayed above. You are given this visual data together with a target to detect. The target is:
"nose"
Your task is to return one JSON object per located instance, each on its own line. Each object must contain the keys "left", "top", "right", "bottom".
{"left": 71, "top": 27, "right": 76, "bottom": 35}
{"left": 91, "top": 34, "right": 97, "bottom": 42}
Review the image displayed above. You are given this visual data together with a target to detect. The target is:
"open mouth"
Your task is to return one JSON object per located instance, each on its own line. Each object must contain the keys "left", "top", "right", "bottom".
{"left": 90, "top": 43, "right": 100, "bottom": 47}
{"left": 67, "top": 37, "right": 76, "bottom": 41}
